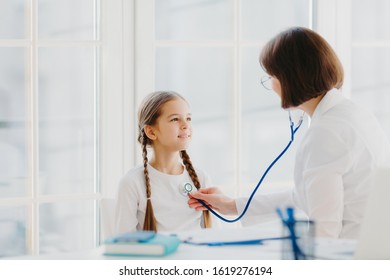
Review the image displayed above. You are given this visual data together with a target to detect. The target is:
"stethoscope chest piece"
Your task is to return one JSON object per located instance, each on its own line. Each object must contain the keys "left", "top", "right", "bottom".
{"left": 179, "top": 183, "right": 195, "bottom": 196}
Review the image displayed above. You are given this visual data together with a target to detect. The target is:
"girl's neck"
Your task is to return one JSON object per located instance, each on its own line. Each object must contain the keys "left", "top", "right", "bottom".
{"left": 149, "top": 152, "right": 183, "bottom": 175}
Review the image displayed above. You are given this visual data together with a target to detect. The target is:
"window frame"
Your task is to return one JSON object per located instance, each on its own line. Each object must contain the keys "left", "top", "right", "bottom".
{"left": 0, "top": 0, "right": 135, "bottom": 256}
{"left": 133, "top": 0, "right": 319, "bottom": 197}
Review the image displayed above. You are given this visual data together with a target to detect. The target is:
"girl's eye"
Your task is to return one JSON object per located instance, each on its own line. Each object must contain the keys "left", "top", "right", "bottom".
{"left": 187, "top": 117, "right": 192, "bottom": 121}
{"left": 170, "top": 118, "right": 178, "bottom": 122}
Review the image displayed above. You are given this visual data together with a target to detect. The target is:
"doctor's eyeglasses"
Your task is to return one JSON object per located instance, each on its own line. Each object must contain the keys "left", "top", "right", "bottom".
{"left": 261, "top": 76, "right": 272, "bottom": 90}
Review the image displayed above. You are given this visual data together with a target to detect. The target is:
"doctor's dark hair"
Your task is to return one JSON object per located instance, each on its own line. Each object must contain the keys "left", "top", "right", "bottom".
{"left": 137, "top": 91, "right": 211, "bottom": 231}
{"left": 260, "top": 26, "right": 344, "bottom": 109}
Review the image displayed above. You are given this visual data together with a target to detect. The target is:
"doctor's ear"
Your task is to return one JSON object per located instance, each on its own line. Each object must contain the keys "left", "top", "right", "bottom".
{"left": 143, "top": 125, "right": 157, "bottom": 141}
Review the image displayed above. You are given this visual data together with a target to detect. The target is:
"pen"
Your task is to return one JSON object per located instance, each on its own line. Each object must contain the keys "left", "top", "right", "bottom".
{"left": 183, "top": 236, "right": 288, "bottom": 246}
{"left": 286, "top": 207, "right": 300, "bottom": 260}
{"left": 206, "top": 239, "right": 263, "bottom": 246}
{"left": 277, "top": 207, "right": 305, "bottom": 260}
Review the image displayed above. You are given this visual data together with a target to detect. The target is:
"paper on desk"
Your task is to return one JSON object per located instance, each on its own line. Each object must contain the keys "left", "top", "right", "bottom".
{"left": 314, "top": 238, "right": 356, "bottom": 260}
{"left": 172, "top": 223, "right": 283, "bottom": 244}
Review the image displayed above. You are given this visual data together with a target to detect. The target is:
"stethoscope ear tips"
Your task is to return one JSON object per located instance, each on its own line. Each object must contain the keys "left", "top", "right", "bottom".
{"left": 179, "top": 183, "right": 195, "bottom": 196}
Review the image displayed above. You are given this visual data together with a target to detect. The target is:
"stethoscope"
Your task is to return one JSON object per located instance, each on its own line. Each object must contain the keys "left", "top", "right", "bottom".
{"left": 179, "top": 183, "right": 195, "bottom": 196}
{"left": 183, "top": 111, "right": 305, "bottom": 223}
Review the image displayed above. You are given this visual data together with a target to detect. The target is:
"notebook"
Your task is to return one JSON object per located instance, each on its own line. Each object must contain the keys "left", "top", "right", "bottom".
{"left": 103, "top": 231, "right": 180, "bottom": 257}
{"left": 354, "top": 167, "right": 390, "bottom": 259}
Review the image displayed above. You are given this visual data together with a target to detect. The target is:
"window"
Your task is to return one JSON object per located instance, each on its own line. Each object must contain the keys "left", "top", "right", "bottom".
{"left": 0, "top": 0, "right": 101, "bottom": 257}
{"left": 135, "top": 0, "right": 313, "bottom": 198}
{"left": 351, "top": 0, "right": 390, "bottom": 137}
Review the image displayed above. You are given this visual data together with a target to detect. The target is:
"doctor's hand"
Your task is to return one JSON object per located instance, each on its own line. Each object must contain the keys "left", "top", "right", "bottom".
{"left": 188, "top": 187, "right": 238, "bottom": 215}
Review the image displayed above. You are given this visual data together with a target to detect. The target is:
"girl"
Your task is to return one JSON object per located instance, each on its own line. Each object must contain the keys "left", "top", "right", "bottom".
{"left": 188, "top": 27, "right": 390, "bottom": 239}
{"left": 115, "top": 91, "right": 211, "bottom": 233}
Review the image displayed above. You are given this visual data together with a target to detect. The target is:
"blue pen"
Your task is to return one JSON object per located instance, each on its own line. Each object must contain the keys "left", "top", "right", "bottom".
{"left": 277, "top": 207, "right": 304, "bottom": 260}
{"left": 183, "top": 238, "right": 263, "bottom": 246}
{"left": 286, "top": 207, "right": 300, "bottom": 260}
{"left": 206, "top": 239, "right": 263, "bottom": 246}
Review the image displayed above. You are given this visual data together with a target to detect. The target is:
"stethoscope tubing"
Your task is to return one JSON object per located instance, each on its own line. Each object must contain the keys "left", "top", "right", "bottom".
{"left": 197, "top": 112, "right": 304, "bottom": 223}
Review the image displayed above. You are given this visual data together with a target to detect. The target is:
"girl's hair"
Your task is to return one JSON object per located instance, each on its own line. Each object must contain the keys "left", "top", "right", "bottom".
{"left": 260, "top": 26, "right": 344, "bottom": 109}
{"left": 137, "top": 91, "right": 211, "bottom": 231}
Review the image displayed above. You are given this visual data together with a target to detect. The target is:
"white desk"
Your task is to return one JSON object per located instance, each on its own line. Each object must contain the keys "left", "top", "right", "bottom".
{"left": 9, "top": 224, "right": 356, "bottom": 260}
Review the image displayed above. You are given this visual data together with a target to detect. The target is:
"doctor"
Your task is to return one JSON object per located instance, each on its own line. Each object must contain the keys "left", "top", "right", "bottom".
{"left": 188, "top": 27, "right": 390, "bottom": 239}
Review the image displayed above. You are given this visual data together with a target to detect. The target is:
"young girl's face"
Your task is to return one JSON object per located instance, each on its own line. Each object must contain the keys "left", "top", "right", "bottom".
{"left": 151, "top": 98, "right": 192, "bottom": 152}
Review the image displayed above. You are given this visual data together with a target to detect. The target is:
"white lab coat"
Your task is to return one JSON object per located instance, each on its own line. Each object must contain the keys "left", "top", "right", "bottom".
{"left": 236, "top": 89, "right": 390, "bottom": 239}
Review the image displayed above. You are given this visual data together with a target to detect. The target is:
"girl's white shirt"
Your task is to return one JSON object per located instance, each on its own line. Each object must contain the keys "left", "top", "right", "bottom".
{"left": 115, "top": 163, "right": 213, "bottom": 234}
{"left": 236, "top": 88, "right": 390, "bottom": 239}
